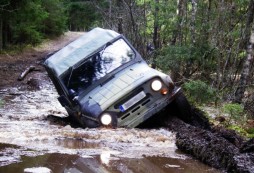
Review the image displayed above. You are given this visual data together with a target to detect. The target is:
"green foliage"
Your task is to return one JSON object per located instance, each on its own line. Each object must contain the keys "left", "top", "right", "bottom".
{"left": 156, "top": 45, "right": 189, "bottom": 73}
{"left": 156, "top": 44, "right": 217, "bottom": 79}
{"left": 228, "top": 124, "right": 254, "bottom": 139}
{"left": 42, "top": 0, "right": 67, "bottom": 37}
{"left": 218, "top": 103, "right": 254, "bottom": 138}
{"left": 11, "top": 0, "right": 48, "bottom": 45}
{"left": 222, "top": 103, "right": 246, "bottom": 125}
{"left": 247, "top": 133, "right": 254, "bottom": 138}
{"left": 141, "top": 0, "right": 178, "bottom": 42}
{"left": 223, "top": 103, "right": 244, "bottom": 119}
{"left": 228, "top": 125, "right": 249, "bottom": 137}
{"left": 245, "top": 128, "right": 254, "bottom": 138}
{"left": 182, "top": 80, "right": 217, "bottom": 105}
{"left": 246, "top": 127, "right": 254, "bottom": 134}
{"left": 1, "top": 0, "right": 67, "bottom": 47}
{"left": 66, "top": 1, "right": 101, "bottom": 31}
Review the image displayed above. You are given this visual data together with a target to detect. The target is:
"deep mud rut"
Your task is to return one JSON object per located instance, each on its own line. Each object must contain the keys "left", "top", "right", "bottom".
{"left": 0, "top": 32, "right": 222, "bottom": 173}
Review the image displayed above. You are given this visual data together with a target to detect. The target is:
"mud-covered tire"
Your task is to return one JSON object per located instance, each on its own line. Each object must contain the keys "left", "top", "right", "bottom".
{"left": 139, "top": 91, "right": 193, "bottom": 128}
{"left": 173, "top": 91, "right": 211, "bottom": 129}
{"left": 173, "top": 91, "right": 192, "bottom": 123}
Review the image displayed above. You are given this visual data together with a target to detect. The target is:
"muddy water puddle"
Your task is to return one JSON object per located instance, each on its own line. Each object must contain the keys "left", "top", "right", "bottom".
{"left": 0, "top": 150, "right": 220, "bottom": 173}
{"left": 0, "top": 83, "right": 221, "bottom": 172}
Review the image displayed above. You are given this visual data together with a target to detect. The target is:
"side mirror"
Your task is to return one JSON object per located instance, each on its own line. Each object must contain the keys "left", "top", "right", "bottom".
{"left": 68, "top": 89, "right": 77, "bottom": 99}
{"left": 68, "top": 89, "right": 80, "bottom": 106}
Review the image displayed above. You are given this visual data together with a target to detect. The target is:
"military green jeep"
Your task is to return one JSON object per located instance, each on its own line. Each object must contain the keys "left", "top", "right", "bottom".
{"left": 44, "top": 28, "right": 180, "bottom": 128}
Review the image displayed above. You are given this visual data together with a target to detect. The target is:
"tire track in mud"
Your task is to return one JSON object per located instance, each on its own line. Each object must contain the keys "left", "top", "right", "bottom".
{"left": 159, "top": 107, "right": 254, "bottom": 173}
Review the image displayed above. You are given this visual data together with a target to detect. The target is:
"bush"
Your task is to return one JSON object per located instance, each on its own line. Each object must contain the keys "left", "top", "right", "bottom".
{"left": 228, "top": 125, "right": 248, "bottom": 137}
{"left": 246, "top": 127, "right": 254, "bottom": 134}
{"left": 182, "top": 80, "right": 216, "bottom": 105}
{"left": 14, "top": 26, "right": 43, "bottom": 45}
{"left": 42, "top": 0, "right": 67, "bottom": 37}
{"left": 222, "top": 103, "right": 246, "bottom": 125}
{"left": 11, "top": 1, "right": 48, "bottom": 45}
{"left": 156, "top": 44, "right": 217, "bottom": 80}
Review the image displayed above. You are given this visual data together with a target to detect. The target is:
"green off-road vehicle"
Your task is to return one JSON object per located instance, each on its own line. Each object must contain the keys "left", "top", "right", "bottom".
{"left": 44, "top": 28, "right": 181, "bottom": 128}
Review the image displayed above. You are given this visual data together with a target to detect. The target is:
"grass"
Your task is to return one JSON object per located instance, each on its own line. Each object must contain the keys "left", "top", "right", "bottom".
{"left": 202, "top": 104, "right": 254, "bottom": 139}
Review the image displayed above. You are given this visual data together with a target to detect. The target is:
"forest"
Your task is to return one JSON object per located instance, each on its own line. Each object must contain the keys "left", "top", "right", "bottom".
{"left": 1, "top": 0, "right": 254, "bottom": 127}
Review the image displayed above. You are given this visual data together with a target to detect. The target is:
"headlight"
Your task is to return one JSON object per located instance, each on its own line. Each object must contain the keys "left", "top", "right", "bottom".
{"left": 151, "top": 79, "right": 162, "bottom": 91}
{"left": 100, "top": 113, "right": 112, "bottom": 126}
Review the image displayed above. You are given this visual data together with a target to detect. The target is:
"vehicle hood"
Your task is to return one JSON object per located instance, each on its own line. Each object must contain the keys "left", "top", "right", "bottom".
{"left": 79, "top": 62, "right": 162, "bottom": 117}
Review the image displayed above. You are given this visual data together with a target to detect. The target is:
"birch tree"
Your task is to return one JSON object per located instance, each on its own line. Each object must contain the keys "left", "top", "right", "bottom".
{"left": 234, "top": 0, "right": 254, "bottom": 103}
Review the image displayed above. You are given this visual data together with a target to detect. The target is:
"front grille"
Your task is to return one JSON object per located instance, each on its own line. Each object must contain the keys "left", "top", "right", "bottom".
{"left": 120, "top": 97, "right": 151, "bottom": 120}
{"left": 114, "top": 88, "right": 144, "bottom": 109}
{"left": 109, "top": 77, "right": 169, "bottom": 121}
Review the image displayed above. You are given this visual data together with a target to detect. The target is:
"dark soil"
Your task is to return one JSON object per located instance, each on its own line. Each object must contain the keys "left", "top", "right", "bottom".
{"left": 155, "top": 98, "right": 254, "bottom": 173}
{"left": 142, "top": 92, "right": 254, "bottom": 172}
{"left": 165, "top": 117, "right": 253, "bottom": 172}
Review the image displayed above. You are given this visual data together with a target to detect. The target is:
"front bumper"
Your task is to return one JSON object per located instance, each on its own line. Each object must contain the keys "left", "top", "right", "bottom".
{"left": 118, "top": 87, "right": 181, "bottom": 128}
{"left": 78, "top": 87, "right": 181, "bottom": 128}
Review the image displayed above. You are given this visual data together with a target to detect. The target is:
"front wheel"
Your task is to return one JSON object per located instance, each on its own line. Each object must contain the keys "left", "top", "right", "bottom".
{"left": 172, "top": 91, "right": 211, "bottom": 129}
{"left": 173, "top": 91, "right": 192, "bottom": 123}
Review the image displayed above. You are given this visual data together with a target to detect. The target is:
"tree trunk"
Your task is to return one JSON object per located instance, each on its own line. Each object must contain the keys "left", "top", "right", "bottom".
{"left": 190, "top": 0, "right": 197, "bottom": 45}
{"left": 171, "top": 0, "right": 186, "bottom": 45}
{"left": 117, "top": 17, "right": 123, "bottom": 34}
{"left": 0, "top": 17, "right": 2, "bottom": 51}
{"left": 109, "top": 0, "right": 112, "bottom": 28}
{"left": 153, "top": 0, "right": 159, "bottom": 49}
{"left": 170, "top": 0, "right": 187, "bottom": 81}
{"left": 241, "top": 0, "right": 254, "bottom": 49}
{"left": 184, "top": 0, "right": 197, "bottom": 79}
{"left": 235, "top": 26, "right": 254, "bottom": 103}
{"left": 152, "top": 0, "right": 160, "bottom": 68}
{"left": 234, "top": 0, "right": 254, "bottom": 103}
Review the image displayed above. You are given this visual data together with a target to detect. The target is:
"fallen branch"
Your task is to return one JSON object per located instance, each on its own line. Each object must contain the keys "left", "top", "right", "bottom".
{"left": 18, "top": 66, "right": 36, "bottom": 81}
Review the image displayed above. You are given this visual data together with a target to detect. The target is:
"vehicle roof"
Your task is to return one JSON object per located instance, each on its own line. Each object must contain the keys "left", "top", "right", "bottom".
{"left": 44, "top": 27, "right": 120, "bottom": 76}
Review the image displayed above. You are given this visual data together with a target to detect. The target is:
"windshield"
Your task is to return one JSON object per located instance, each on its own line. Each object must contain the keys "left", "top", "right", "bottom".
{"left": 63, "top": 39, "right": 135, "bottom": 94}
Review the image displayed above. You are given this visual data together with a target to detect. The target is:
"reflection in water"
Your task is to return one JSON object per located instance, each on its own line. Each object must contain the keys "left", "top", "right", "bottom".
{"left": 100, "top": 151, "right": 111, "bottom": 166}
{"left": 55, "top": 138, "right": 101, "bottom": 149}
{"left": 0, "top": 150, "right": 221, "bottom": 173}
